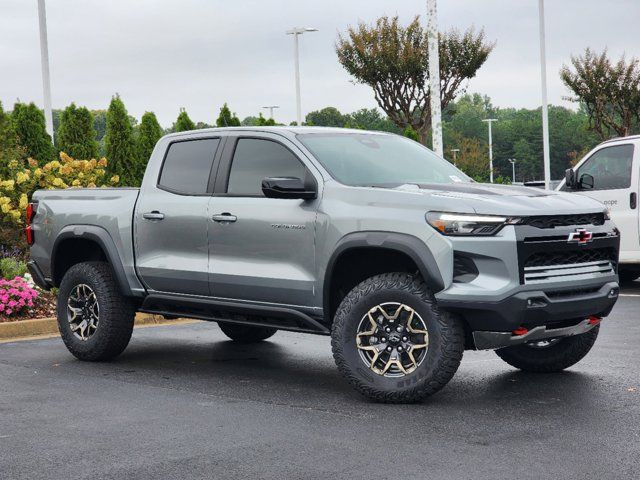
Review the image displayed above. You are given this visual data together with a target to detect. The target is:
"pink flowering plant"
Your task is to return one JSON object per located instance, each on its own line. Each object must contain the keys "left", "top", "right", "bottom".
{"left": 0, "top": 276, "right": 38, "bottom": 318}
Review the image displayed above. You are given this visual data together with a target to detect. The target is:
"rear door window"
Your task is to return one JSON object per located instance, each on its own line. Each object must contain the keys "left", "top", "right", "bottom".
{"left": 158, "top": 138, "right": 220, "bottom": 195}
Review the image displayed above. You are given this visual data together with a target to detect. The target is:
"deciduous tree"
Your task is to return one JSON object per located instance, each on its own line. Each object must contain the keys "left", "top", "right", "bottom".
{"left": 561, "top": 48, "right": 640, "bottom": 139}
{"left": 336, "top": 15, "right": 493, "bottom": 144}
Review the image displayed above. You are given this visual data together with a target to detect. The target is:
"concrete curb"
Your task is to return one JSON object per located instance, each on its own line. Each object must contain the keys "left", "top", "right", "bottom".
{"left": 0, "top": 313, "right": 192, "bottom": 342}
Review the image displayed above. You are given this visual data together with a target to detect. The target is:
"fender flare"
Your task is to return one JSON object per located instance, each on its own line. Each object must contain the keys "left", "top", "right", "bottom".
{"left": 323, "top": 231, "right": 446, "bottom": 314}
{"left": 51, "top": 225, "right": 133, "bottom": 297}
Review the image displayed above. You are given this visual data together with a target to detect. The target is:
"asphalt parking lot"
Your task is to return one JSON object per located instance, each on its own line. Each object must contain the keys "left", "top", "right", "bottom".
{"left": 1, "top": 288, "right": 639, "bottom": 480}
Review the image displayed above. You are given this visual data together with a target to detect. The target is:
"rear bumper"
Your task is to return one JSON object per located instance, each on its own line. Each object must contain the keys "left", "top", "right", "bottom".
{"left": 438, "top": 280, "right": 619, "bottom": 332}
{"left": 27, "top": 260, "right": 52, "bottom": 290}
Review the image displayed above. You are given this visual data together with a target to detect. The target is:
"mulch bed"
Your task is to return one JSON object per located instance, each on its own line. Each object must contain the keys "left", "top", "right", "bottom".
{"left": 0, "top": 290, "right": 57, "bottom": 323}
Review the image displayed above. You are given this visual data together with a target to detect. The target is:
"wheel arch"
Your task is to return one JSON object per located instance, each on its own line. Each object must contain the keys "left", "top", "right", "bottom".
{"left": 323, "top": 232, "right": 445, "bottom": 322}
{"left": 51, "top": 225, "right": 133, "bottom": 297}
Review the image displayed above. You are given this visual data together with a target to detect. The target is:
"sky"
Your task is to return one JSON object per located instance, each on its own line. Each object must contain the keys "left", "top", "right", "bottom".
{"left": 1, "top": 0, "right": 638, "bottom": 127}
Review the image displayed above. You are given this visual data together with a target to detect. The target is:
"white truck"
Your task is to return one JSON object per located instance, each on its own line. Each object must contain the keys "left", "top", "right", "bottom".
{"left": 559, "top": 134, "right": 640, "bottom": 281}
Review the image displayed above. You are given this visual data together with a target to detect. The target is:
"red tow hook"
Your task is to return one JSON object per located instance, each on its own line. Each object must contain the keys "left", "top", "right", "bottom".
{"left": 588, "top": 316, "right": 601, "bottom": 325}
{"left": 512, "top": 327, "right": 529, "bottom": 336}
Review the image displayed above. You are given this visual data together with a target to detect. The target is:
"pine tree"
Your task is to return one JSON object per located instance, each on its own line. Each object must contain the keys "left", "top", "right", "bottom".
{"left": 216, "top": 103, "right": 241, "bottom": 127}
{"left": 136, "top": 112, "right": 163, "bottom": 183}
{"left": 175, "top": 108, "right": 196, "bottom": 132}
{"left": 56, "top": 103, "right": 98, "bottom": 159}
{"left": 11, "top": 102, "right": 54, "bottom": 163}
{"left": 0, "top": 101, "right": 26, "bottom": 176}
{"left": 105, "top": 95, "right": 137, "bottom": 186}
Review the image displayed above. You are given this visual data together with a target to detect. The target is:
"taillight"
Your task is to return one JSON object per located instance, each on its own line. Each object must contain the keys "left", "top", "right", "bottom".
{"left": 25, "top": 202, "right": 36, "bottom": 246}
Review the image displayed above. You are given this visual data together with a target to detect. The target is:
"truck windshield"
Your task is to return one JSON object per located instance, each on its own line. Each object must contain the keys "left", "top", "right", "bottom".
{"left": 297, "top": 132, "right": 470, "bottom": 187}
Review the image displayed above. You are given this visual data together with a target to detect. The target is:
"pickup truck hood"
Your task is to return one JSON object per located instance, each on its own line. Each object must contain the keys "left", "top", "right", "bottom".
{"left": 404, "top": 182, "right": 605, "bottom": 216}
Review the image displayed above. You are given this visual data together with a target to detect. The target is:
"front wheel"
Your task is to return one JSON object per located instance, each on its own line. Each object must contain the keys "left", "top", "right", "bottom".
{"left": 331, "top": 273, "right": 465, "bottom": 403}
{"left": 495, "top": 326, "right": 599, "bottom": 372}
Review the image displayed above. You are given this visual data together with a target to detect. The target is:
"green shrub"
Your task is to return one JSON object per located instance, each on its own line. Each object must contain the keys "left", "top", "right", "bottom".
{"left": 0, "top": 257, "right": 27, "bottom": 280}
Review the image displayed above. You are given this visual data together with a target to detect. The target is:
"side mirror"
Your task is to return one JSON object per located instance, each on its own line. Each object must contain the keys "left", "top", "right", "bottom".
{"left": 579, "top": 173, "right": 594, "bottom": 189}
{"left": 565, "top": 168, "right": 576, "bottom": 189}
{"left": 262, "top": 176, "right": 317, "bottom": 200}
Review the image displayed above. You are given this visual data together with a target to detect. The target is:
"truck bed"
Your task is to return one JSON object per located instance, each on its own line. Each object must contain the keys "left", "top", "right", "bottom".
{"left": 30, "top": 188, "right": 141, "bottom": 285}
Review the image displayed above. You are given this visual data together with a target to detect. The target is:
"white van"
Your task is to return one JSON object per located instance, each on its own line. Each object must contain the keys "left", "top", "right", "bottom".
{"left": 558, "top": 135, "right": 640, "bottom": 281}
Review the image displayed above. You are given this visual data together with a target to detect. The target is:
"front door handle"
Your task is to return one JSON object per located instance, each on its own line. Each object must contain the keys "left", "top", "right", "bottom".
{"left": 212, "top": 213, "right": 237, "bottom": 223}
{"left": 631, "top": 192, "right": 637, "bottom": 210}
{"left": 142, "top": 211, "right": 165, "bottom": 220}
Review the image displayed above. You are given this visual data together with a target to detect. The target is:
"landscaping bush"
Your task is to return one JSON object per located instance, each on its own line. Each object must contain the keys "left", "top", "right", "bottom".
{"left": 0, "top": 152, "right": 119, "bottom": 227}
{"left": 0, "top": 276, "right": 38, "bottom": 318}
{"left": 0, "top": 257, "right": 27, "bottom": 280}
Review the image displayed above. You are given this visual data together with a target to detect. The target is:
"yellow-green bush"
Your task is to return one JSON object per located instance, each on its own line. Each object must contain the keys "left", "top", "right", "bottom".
{"left": 0, "top": 152, "right": 119, "bottom": 226}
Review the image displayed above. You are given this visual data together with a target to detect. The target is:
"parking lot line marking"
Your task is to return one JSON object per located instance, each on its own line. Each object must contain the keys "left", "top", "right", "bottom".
{"left": 619, "top": 293, "right": 640, "bottom": 297}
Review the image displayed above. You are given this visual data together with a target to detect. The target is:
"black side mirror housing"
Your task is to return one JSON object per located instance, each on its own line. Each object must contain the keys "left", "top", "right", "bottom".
{"left": 565, "top": 168, "right": 576, "bottom": 189}
{"left": 579, "top": 173, "right": 595, "bottom": 189}
{"left": 262, "top": 176, "right": 317, "bottom": 200}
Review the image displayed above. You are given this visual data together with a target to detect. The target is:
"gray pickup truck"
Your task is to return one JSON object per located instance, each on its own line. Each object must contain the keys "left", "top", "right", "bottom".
{"left": 27, "top": 127, "right": 620, "bottom": 403}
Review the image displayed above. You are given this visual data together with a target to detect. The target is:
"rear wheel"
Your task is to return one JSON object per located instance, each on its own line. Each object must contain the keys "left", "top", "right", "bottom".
{"left": 57, "top": 261, "right": 135, "bottom": 361}
{"left": 218, "top": 322, "right": 277, "bottom": 343}
{"left": 331, "top": 272, "right": 464, "bottom": 403}
{"left": 495, "top": 326, "right": 599, "bottom": 372}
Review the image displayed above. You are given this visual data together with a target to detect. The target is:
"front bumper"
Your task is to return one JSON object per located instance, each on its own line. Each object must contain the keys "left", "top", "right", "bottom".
{"left": 472, "top": 317, "right": 601, "bottom": 350}
{"left": 438, "top": 280, "right": 618, "bottom": 332}
{"left": 434, "top": 221, "right": 620, "bottom": 336}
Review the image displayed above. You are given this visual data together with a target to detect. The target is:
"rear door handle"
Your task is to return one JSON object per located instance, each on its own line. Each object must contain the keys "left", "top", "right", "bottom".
{"left": 631, "top": 192, "right": 637, "bottom": 209}
{"left": 142, "top": 211, "right": 165, "bottom": 220}
{"left": 212, "top": 213, "right": 237, "bottom": 223}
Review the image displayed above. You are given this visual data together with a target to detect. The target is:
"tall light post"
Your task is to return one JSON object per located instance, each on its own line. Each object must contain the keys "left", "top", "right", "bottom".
{"left": 262, "top": 105, "right": 280, "bottom": 119}
{"left": 37, "top": 0, "right": 54, "bottom": 142}
{"left": 483, "top": 118, "right": 498, "bottom": 183}
{"left": 508, "top": 158, "right": 516, "bottom": 184}
{"left": 450, "top": 148, "right": 460, "bottom": 166}
{"left": 426, "top": 0, "right": 443, "bottom": 156}
{"left": 286, "top": 27, "right": 318, "bottom": 126}
{"left": 538, "top": 0, "right": 551, "bottom": 190}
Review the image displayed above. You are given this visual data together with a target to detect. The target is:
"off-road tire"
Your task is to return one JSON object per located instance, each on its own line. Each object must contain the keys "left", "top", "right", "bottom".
{"left": 57, "top": 261, "right": 135, "bottom": 361}
{"left": 495, "top": 326, "right": 599, "bottom": 372}
{"left": 218, "top": 323, "right": 277, "bottom": 343}
{"left": 331, "top": 272, "right": 465, "bottom": 403}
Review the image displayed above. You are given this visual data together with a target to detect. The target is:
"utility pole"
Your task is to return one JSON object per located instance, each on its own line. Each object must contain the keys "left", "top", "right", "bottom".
{"left": 508, "top": 158, "right": 516, "bottom": 183}
{"left": 426, "top": 0, "right": 443, "bottom": 156}
{"left": 483, "top": 118, "right": 498, "bottom": 183}
{"left": 450, "top": 148, "right": 460, "bottom": 166}
{"left": 262, "top": 105, "right": 280, "bottom": 119}
{"left": 37, "top": 0, "right": 54, "bottom": 142}
{"left": 286, "top": 27, "right": 317, "bottom": 126}
{"left": 538, "top": 0, "right": 551, "bottom": 190}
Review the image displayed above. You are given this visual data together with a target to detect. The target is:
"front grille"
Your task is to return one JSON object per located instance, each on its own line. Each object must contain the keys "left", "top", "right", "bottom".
{"left": 524, "top": 248, "right": 616, "bottom": 268}
{"left": 521, "top": 213, "right": 605, "bottom": 229}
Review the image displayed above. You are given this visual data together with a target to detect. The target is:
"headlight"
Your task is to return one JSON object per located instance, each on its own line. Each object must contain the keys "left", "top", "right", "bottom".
{"left": 426, "top": 212, "right": 521, "bottom": 236}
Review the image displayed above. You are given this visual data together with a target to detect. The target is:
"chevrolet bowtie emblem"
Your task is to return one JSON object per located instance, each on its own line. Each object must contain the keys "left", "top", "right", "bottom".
{"left": 568, "top": 228, "right": 593, "bottom": 245}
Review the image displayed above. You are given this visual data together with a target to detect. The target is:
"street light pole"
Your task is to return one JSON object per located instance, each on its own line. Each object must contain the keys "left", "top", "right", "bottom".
{"left": 286, "top": 27, "right": 317, "bottom": 126}
{"left": 483, "top": 118, "right": 498, "bottom": 183}
{"left": 262, "top": 105, "right": 280, "bottom": 119}
{"left": 426, "top": 0, "right": 443, "bottom": 156}
{"left": 538, "top": 0, "right": 551, "bottom": 190}
{"left": 450, "top": 148, "right": 460, "bottom": 166}
{"left": 37, "top": 0, "right": 54, "bottom": 142}
{"left": 508, "top": 158, "right": 516, "bottom": 183}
